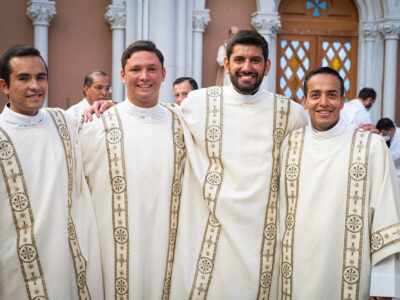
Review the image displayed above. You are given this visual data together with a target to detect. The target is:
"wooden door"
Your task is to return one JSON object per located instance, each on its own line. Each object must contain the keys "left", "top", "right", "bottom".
{"left": 276, "top": 0, "right": 359, "bottom": 103}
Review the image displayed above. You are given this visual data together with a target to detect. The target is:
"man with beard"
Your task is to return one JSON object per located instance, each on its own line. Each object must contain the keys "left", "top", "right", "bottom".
{"left": 85, "top": 30, "right": 307, "bottom": 298}
{"left": 168, "top": 30, "right": 308, "bottom": 299}
{"left": 341, "top": 87, "right": 376, "bottom": 126}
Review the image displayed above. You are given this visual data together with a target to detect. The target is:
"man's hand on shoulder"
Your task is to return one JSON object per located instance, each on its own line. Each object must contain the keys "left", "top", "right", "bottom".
{"left": 84, "top": 100, "right": 116, "bottom": 122}
{"left": 359, "top": 123, "right": 379, "bottom": 134}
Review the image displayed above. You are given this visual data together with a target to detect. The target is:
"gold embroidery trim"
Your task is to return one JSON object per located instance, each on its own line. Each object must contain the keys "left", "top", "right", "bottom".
{"left": 101, "top": 107, "right": 129, "bottom": 299}
{"left": 0, "top": 125, "right": 49, "bottom": 300}
{"left": 281, "top": 127, "right": 305, "bottom": 300}
{"left": 341, "top": 128, "right": 371, "bottom": 300}
{"left": 47, "top": 108, "right": 91, "bottom": 300}
{"left": 190, "top": 86, "right": 224, "bottom": 300}
{"left": 161, "top": 105, "right": 186, "bottom": 300}
{"left": 257, "top": 95, "right": 290, "bottom": 300}
{"left": 371, "top": 223, "right": 400, "bottom": 255}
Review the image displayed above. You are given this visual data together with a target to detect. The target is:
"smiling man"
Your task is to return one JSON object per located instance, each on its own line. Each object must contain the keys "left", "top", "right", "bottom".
{"left": 0, "top": 45, "right": 102, "bottom": 299}
{"left": 80, "top": 40, "right": 186, "bottom": 299}
{"left": 169, "top": 30, "right": 308, "bottom": 299}
{"left": 68, "top": 70, "right": 111, "bottom": 120}
{"left": 279, "top": 67, "right": 400, "bottom": 300}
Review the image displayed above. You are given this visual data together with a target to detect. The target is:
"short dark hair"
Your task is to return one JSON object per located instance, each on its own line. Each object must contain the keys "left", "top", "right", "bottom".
{"left": 173, "top": 77, "right": 198, "bottom": 90}
{"left": 226, "top": 30, "right": 269, "bottom": 62}
{"left": 304, "top": 67, "right": 344, "bottom": 97}
{"left": 121, "top": 40, "right": 164, "bottom": 70}
{"left": 376, "top": 118, "right": 395, "bottom": 131}
{"left": 357, "top": 87, "right": 376, "bottom": 101}
{"left": 0, "top": 45, "right": 47, "bottom": 87}
{"left": 83, "top": 70, "right": 108, "bottom": 96}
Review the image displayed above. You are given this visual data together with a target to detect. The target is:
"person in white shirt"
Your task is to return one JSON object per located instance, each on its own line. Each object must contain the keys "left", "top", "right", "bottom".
{"left": 377, "top": 117, "right": 400, "bottom": 187}
{"left": 341, "top": 87, "right": 376, "bottom": 125}
{"left": 0, "top": 45, "right": 103, "bottom": 300}
{"left": 80, "top": 40, "right": 186, "bottom": 300}
{"left": 279, "top": 67, "right": 400, "bottom": 300}
{"left": 68, "top": 70, "right": 111, "bottom": 120}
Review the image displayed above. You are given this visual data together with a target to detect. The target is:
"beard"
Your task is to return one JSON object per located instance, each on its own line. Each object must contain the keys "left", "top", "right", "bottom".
{"left": 229, "top": 68, "right": 265, "bottom": 95}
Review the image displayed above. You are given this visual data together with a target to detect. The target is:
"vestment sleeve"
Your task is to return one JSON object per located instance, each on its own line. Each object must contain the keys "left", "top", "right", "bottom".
{"left": 369, "top": 135, "right": 400, "bottom": 266}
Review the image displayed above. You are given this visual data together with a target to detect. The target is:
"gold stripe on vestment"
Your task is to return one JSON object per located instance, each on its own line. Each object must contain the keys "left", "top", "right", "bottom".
{"left": 0, "top": 125, "right": 49, "bottom": 300}
{"left": 190, "top": 86, "right": 224, "bottom": 300}
{"left": 161, "top": 104, "right": 186, "bottom": 300}
{"left": 47, "top": 108, "right": 91, "bottom": 299}
{"left": 280, "top": 127, "right": 305, "bottom": 300}
{"left": 341, "top": 128, "right": 371, "bottom": 300}
{"left": 257, "top": 95, "right": 290, "bottom": 300}
{"left": 101, "top": 107, "right": 130, "bottom": 300}
{"left": 371, "top": 223, "right": 400, "bottom": 256}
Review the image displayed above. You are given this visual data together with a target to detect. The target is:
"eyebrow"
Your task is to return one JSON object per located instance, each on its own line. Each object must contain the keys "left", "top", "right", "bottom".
{"left": 16, "top": 72, "right": 47, "bottom": 77}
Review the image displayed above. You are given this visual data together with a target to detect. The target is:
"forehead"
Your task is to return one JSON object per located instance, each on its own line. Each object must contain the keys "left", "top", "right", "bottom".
{"left": 174, "top": 80, "right": 191, "bottom": 92}
{"left": 307, "top": 73, "right": 341, "bottom": 92}
{"left": 231, "top": 44, "right": 264, "bottom": 58}
{"left": 125, "top": 50, "right": 161, "bottom": 67}
{"left": 92, "top": 74, "right": 110, "bottom": 84}
{"left": 9, "top": 56, "right": 47, "bottom": 75}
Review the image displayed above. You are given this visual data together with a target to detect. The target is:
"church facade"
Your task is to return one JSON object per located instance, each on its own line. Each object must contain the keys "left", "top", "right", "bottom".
{"left": 0, "top": 0, "right": 399, "bottom": 123}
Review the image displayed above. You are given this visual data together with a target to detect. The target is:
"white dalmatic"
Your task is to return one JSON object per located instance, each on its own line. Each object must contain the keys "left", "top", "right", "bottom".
{"left": 169, "top": 85, "right": 308, "bottom": 300}
{"left": 80, "top": 100, "right": 185, "bottom": 300}
{"left": 0, "top": 106, "right": 103, "bottom": 300}
{"left": 279, "top": 118, "right": 400, "bottom": 300}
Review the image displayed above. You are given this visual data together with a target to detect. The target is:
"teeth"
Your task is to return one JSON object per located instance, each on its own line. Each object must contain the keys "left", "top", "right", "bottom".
{"left": 241, "top": 76, "right": 253, "bottom": 79}
{"left": 139, "top": 85, "right": 151, "bottom": 88}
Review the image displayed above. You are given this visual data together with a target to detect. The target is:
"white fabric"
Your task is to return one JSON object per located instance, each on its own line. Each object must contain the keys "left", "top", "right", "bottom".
{"left": 370, "top": 254, "right": 400, "bottom": 297}
{"left": 279, "top": 118, "right": 400, "bottom": 299}
{"left": 341, "top": 98, "right": 372, "bottom": 125}
{"left": 389, "top": 127, "right": 400, "bottom": 186}
{"left": 80, "top": 100, "right": 175, "bottom": 300}
{"left": 67, "top": 98, "right": 90, "bottom": 120}
{"left": 169, "top": 85, "right": 308, "bottom": 299}
{"left": 0, "top": 105, "right": 103, "bottom": 300}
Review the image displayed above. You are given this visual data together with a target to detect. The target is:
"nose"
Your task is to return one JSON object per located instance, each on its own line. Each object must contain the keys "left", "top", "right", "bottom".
{"left": 242, "top": 59, "right": 252, "bottom": 72}
{"left": 29, "top": 78, "right": 41, "bottom": 90}
{"left": 139, "top": 69, "right": 149, "bottom": 80}
{"left": 320, "top": 93, "right": 329, "bottom": 106}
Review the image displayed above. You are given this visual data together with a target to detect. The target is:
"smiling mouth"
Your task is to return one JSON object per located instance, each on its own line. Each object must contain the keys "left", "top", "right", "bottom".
{"left": 239, "top": 74, "right": 255, "bottom": 80}
{"left": 138, "top": 84, "right": 152, "bottom": 88}
{"left": 317, "top": 110, "right": 333, "bottom": 116}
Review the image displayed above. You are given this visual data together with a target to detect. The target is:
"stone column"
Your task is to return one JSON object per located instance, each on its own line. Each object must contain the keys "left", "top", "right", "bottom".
{"left": 26, "top": 0, "right": 56, "bottom": 107}
{"left": 105, "top": 1, "right": 126, "bottom": 102}
{"left": 192, "top": 9, "right": 210, "bottom": 88}
{"left": 251, "top": 12, "right": 281, "bottom": 92}
{"left": 380, "top": 19, "right": 400, "bottom": 120}
{"left": 360, "top": 21, "right": 378, "bottom": 88}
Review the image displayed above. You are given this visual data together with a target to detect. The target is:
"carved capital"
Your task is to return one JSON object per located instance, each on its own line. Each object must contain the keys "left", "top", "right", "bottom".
{"left": 379, "top": 19, "right": 400, "bottom": 40}
{"left": 361, "top": 21, "right": 378, "bottom": 41}
{"left": 26, "top": 0, "right": 56, "bottom": 26}
{"left": 105, "top": 3, "right": 126, "bottom": 30}
{"left": 192, "top": 9, "right": 211, "bottom": 33}
{"left": 251, "top": 12, "right": 281, "bottom": 36}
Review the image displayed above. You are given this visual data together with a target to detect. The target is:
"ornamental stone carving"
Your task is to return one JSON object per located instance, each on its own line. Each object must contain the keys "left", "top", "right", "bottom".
{"left": 26, "top": 0, "right": 56, "bottom": 26}
{"left": 379, "top": 19, "right": 400, "bottom": 40}
{"left": 192, "top": 9, "right": 211, "bottom": 33}
{"left": 361, "top": 21, "right": 378, "bottom": 41}
{"left": 251, "top": 12, "right": 281, "bottom": 36}
{"left": 105, "top": 3, "right": 126, "bottom": 30}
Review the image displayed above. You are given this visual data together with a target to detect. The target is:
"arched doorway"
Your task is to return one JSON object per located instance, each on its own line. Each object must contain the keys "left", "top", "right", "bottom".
{"left": 276, "top": 0, "right": 359, "bottom": 103}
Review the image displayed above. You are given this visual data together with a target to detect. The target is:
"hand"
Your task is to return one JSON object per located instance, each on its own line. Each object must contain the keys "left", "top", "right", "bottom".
{"left": 84, "top": 100, "right": 116, "bottom": 122}
{"left": 369, "top": 297, "right": 392, "bottom": 300}
{"left": 359, "top": 123, "right": 380, "bottom": 134}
